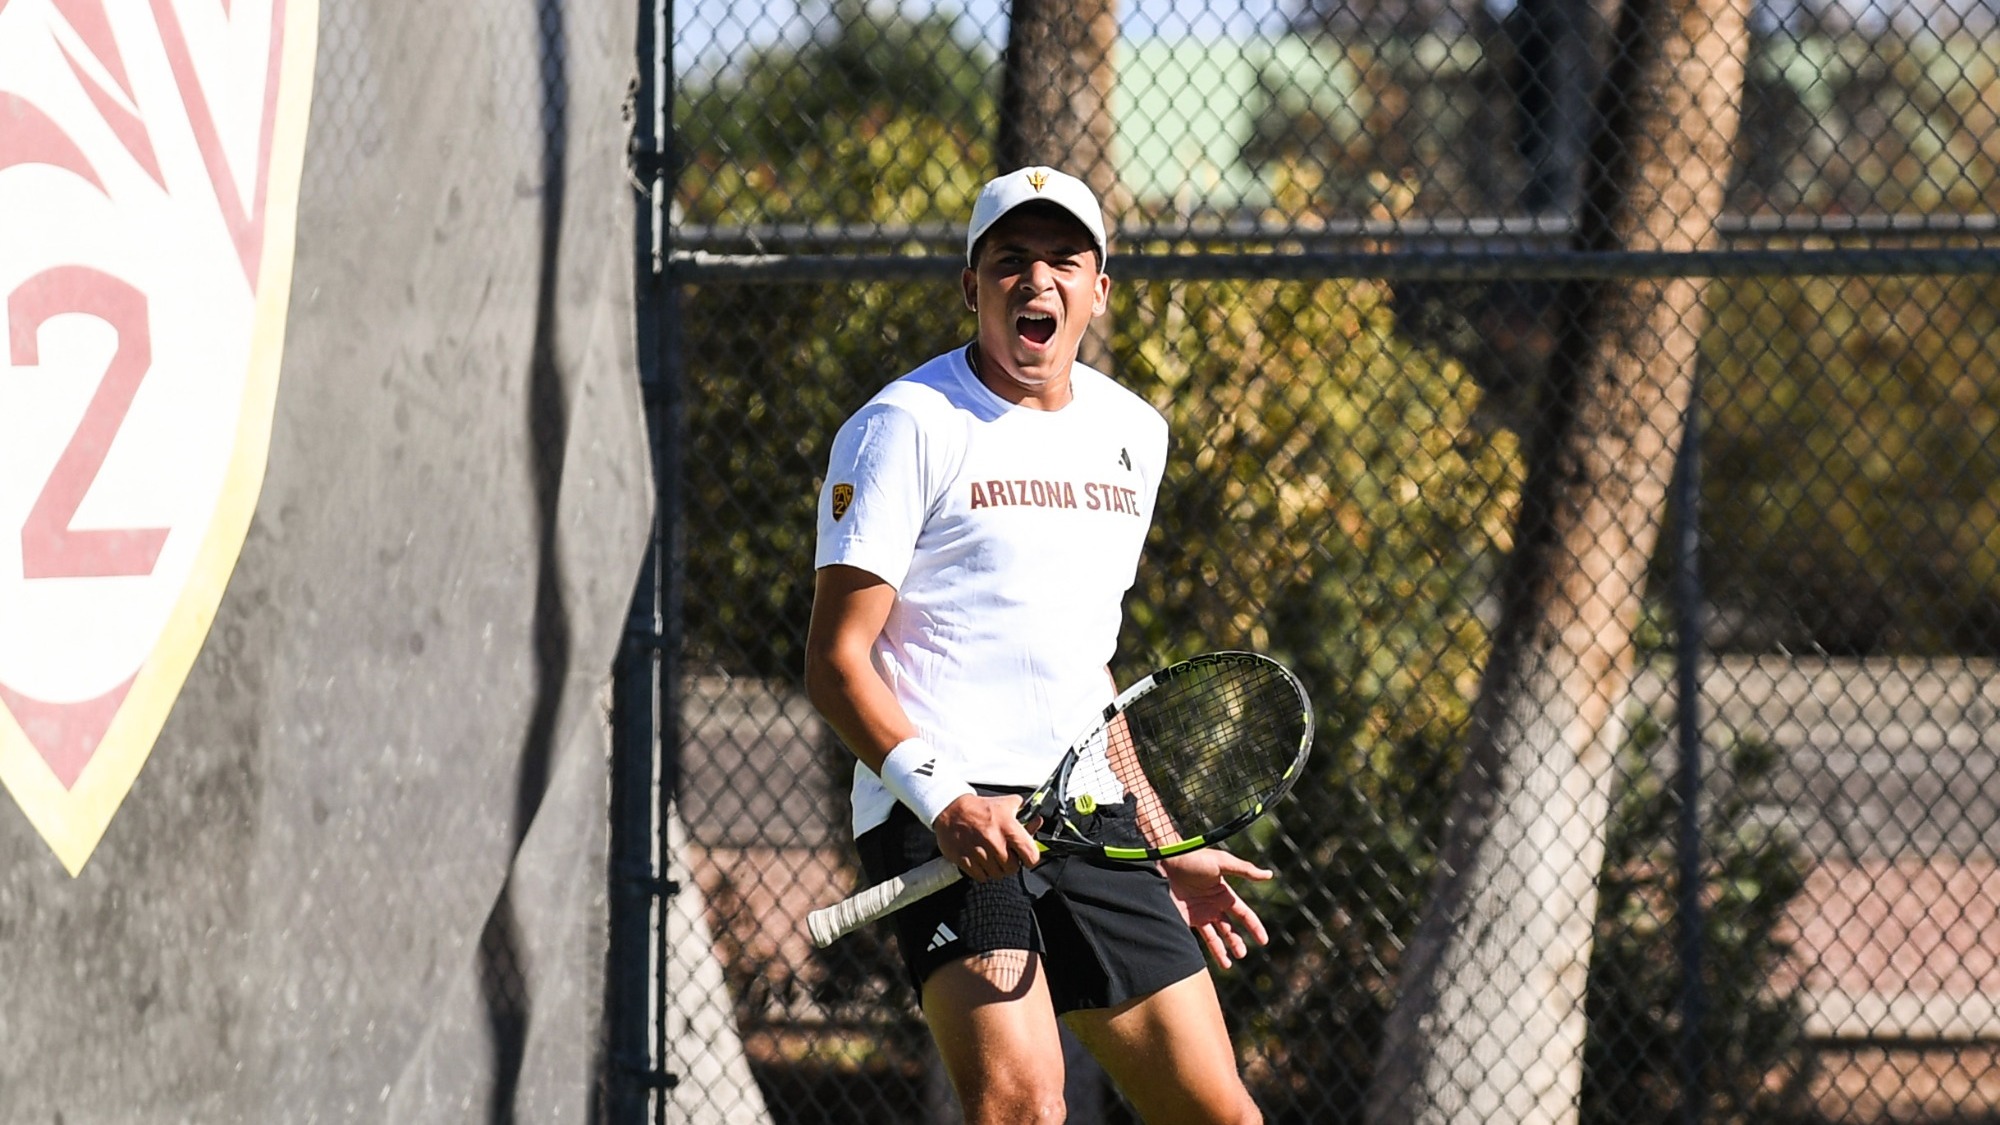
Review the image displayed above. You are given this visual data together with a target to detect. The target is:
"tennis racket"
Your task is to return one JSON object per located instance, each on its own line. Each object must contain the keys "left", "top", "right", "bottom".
{"left": 807, "top": 650, "right": 1313, "bottom": 948}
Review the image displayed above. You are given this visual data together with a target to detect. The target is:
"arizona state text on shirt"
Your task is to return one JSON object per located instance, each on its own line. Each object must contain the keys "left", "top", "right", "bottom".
{"left": 968, "top": 479, "right": 1143, "bottom": 515}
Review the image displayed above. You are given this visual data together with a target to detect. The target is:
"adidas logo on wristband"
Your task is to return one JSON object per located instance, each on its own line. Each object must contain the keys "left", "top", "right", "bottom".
{"left": 879, "top": 737, "right": 976, "bottom": 827}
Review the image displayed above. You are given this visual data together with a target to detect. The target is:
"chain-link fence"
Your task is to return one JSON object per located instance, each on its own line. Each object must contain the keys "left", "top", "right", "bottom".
{"left": 644, "top": 0, "right": 2000, "bottom": 1120}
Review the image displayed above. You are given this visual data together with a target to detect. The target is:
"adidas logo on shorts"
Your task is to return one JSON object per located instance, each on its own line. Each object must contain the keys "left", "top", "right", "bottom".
{"left": 926, "top": 922, "right": 958, "bottom": 952}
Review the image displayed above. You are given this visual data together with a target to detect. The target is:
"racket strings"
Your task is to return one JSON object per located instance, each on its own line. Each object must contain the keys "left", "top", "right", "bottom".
{"left": 1062, "top": 656, "right": 1308, "bottom": 850}
{"left": 1131, "top": 660, "right": 1305, "bottom": 831}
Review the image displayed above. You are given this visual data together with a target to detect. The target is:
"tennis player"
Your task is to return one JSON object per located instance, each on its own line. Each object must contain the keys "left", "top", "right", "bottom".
{"left": 805, "top": 166, "right": 1269, "bottom": 1124}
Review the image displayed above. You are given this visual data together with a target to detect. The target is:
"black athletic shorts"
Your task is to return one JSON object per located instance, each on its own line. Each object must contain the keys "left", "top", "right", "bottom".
{"left": 853, "top": 785, "right": 1207, "bottom": 1014}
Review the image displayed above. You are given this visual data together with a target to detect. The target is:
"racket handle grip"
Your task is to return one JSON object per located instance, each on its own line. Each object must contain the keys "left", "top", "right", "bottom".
{"left": 808, "top": 855, "right": 964, "bottom": 948}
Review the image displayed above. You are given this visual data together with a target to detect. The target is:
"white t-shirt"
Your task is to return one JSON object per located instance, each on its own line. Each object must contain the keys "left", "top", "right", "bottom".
{"left": 815, "top": 347, "right": 1169, "bottom": 835}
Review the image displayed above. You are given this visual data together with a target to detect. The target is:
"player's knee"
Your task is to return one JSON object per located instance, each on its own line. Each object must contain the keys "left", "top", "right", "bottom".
{"left": 963, "top": 1096, "right": 1065, "bottom": 1125}
{"left": 962, "top": 1078, "right": 1066, "bottom": 1125}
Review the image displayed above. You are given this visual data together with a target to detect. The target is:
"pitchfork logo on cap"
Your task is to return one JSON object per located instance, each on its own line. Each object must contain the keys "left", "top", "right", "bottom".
{"left": 1027, "top": 169, "right": 1049, "bottom": 192}
{"left": 0, "top": 0, "right": 320, "bottom": 875}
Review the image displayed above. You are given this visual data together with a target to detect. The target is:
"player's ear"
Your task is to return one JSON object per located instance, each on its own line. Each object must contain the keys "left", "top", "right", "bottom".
{"left": 1090, "top": 270, "right": 1110, "bottom": 316}
{"left": 961, "top": 268, "right": 978, "bottom": 312}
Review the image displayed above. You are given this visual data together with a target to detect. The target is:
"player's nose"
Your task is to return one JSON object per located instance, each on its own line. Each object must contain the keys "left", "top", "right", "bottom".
{"left": 1013, "top": 259, "right": 1055, "bottom": 290}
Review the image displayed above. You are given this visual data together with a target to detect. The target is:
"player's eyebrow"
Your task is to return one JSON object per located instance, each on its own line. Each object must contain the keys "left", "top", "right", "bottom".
{"left": 990, "top": 238, "right": 1089, "bottom": 260}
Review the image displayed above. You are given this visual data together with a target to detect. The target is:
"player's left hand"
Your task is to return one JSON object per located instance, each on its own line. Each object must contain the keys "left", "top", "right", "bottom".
{"left": 1161, "top": 849, "right": 1272, "bottom": 968}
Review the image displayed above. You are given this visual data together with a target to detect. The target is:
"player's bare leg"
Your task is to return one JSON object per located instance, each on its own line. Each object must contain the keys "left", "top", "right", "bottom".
{"left": 923, "top": 949, "right": 1069, "bottom": 1125}
{"left": 1063, "top": 969, "right": 1262, "bottom": 1125}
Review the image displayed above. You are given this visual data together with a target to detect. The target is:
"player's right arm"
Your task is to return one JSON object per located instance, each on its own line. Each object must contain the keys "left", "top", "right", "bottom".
{"left": 803, "top": 563, "right": 1038, "bottom": 881}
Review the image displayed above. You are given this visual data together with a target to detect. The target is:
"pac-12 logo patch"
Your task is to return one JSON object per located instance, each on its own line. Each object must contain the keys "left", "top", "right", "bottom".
{"left": 831, "top": 483, "right": 854, "bottom": 521}
{"left": 0, "top": 0, "right": 320, "bottom": 874}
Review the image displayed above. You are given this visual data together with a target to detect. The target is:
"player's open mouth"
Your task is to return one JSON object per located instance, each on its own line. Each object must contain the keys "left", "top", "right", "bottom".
{"left": 1017, "top": 311, "right": 1056, "bottom": 346}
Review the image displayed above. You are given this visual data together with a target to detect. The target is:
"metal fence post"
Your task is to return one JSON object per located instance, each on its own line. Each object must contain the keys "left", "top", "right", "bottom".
{"left": 1671, "top": 368, "right": 1707, "bottom": 1125}
{"left": 607, "top": 0, "right": 680, "bottom": 1119}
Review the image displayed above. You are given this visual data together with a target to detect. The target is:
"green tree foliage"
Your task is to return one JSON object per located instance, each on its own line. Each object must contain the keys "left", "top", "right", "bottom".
{"left": 678, "top": 1, "right": 995, "bottom": 227}
{"left": 1700, "top": 274, "right": 2000, "bottom": 654}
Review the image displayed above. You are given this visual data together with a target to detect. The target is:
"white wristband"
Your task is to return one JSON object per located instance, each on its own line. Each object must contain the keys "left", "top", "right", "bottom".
{"left": 878, "top": 737, "right": 977, "bottom": 828}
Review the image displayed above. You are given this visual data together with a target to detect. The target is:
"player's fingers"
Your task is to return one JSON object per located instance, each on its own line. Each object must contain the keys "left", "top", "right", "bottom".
{"left": 1002, "top": 820, "right": 1041, "bottom": 867}
{"left": 1207, "top": 915, "right": 1247, "bottom": 957}
{"left": 1228, "top": 896, "right": 1270, "bottom": 947}
{"left": 1213, "top": 851, "right": 1274, "bottom": 882}
{"left": 951, "top": 835, "right": 996, "bottom": 881}
{"left": 1203, "top": 924, "right": 1233, "bottom": 968}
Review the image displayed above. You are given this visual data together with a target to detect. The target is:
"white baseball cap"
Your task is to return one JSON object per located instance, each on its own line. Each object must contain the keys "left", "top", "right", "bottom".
{"left": 964, "top": 166, "right": 1107, "bottom": 267}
